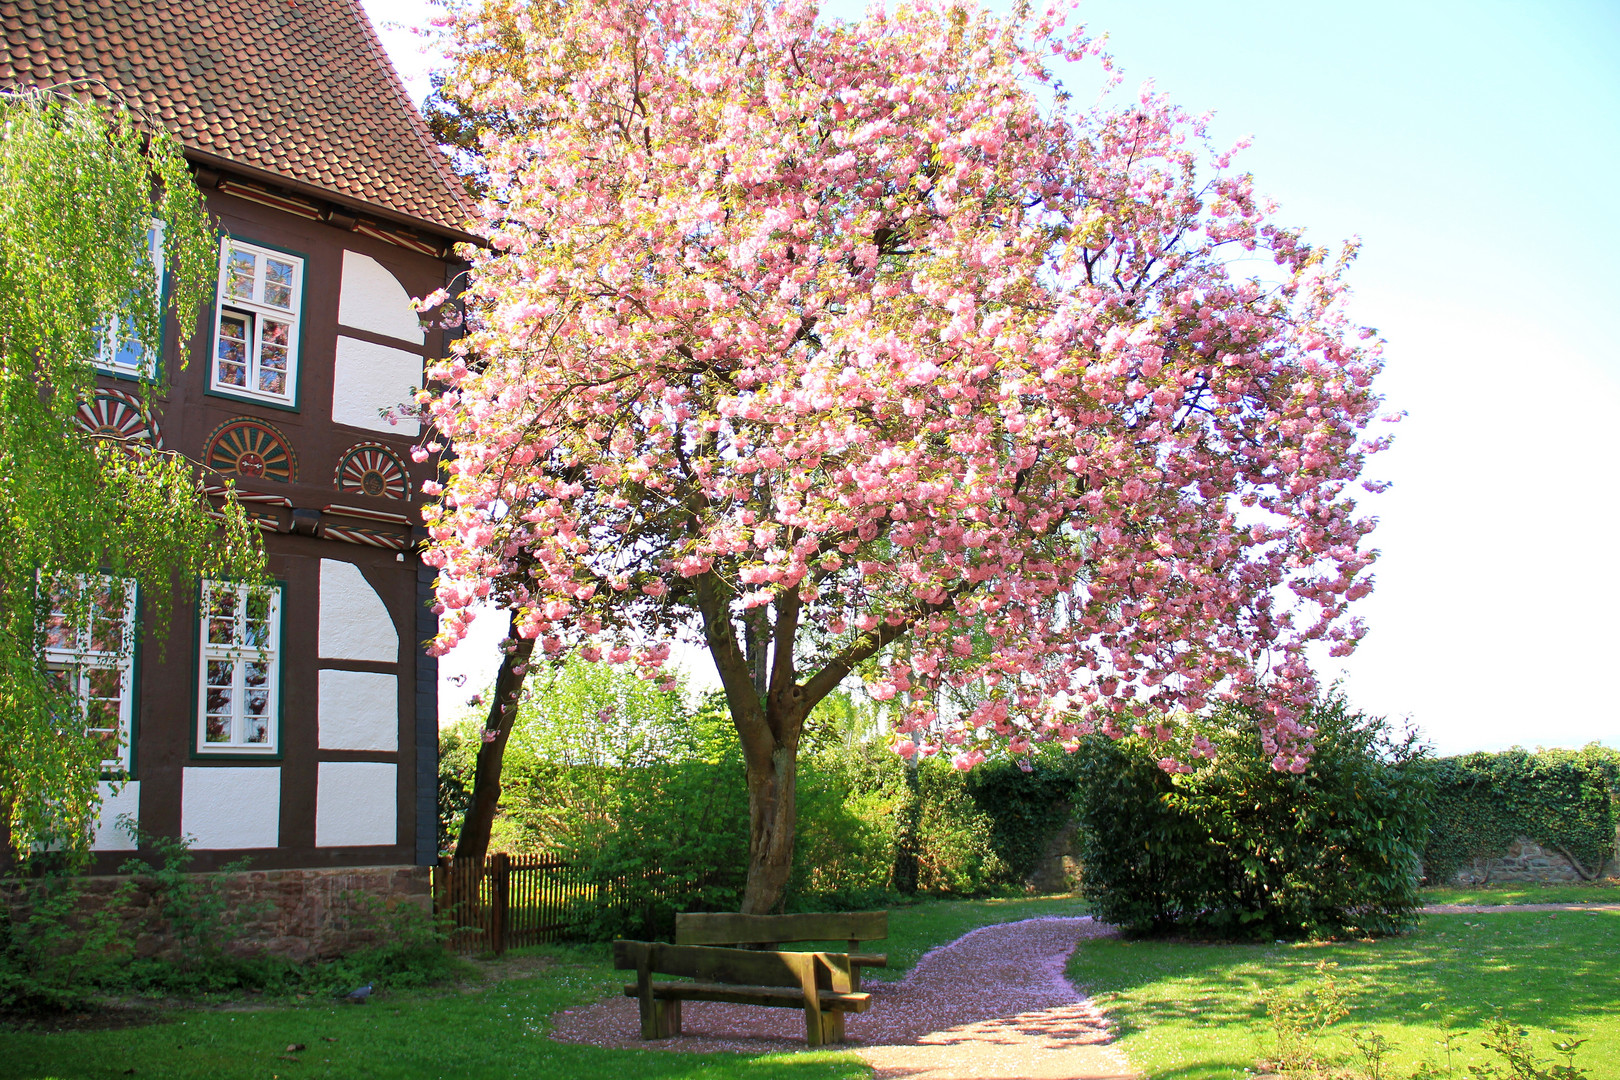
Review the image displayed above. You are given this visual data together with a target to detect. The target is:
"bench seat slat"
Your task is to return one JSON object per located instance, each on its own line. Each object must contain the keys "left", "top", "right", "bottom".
{"left": 621, "top": 982, "right": 872, "bottom": 1012}
{"left": 848, "top": 953, "right": 886, "bottom": 968}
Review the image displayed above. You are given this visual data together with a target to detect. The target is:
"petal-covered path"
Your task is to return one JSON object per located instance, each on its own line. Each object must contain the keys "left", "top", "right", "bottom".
{"left": 550, "top": 916, "right": 1138, "bottom": 1079}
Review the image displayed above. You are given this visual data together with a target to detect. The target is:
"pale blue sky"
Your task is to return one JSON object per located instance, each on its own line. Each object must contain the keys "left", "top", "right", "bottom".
{"left": 363, "top": 0, "right": 1619, "bottom": 755}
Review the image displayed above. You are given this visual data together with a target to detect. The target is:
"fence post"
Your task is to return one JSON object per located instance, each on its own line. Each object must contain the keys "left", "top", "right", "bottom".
{"left": 433, "top": 856, "right": 450, "bottom": 950}
{"left": 490, "top": 852, "right": 510, "bottom": 955}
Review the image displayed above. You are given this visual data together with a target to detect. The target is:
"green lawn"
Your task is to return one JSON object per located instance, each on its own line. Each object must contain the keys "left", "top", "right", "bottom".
{"left": 1069, "top": 908, "right": 1620, "bottom": 1080}
{"left": 0, "top": 943, "right": 867, "bottom": 1080}
{"left": 0, "top": 894, "right": 1086, "bottom": 1080}
{"left": 1421, "top": 879, "right": 1620, "bottom": 907}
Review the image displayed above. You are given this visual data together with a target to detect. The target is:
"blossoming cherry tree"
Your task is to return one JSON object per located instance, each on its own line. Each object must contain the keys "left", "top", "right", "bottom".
{"left": 421, "top": 0, "right": 1390, "bottom": 912}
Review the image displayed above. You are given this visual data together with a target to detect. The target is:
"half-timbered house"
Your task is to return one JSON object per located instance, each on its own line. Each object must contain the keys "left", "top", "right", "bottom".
{"left": 2, "top": 0, "right": 472, "bottom": 879}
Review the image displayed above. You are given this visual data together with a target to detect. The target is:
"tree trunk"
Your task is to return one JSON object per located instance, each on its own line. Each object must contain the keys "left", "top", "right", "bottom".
{"left": 892, "top": 757, "right": 921, "bottom": 895}
{"left": 741, "top": 740, "right": 798, "bottom": 914}
{"left": 452, "top": 609, "right": 534, "bottom": 868}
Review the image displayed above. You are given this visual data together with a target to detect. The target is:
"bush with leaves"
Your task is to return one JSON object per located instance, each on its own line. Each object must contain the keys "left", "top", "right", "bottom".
{"left": 1074, "top": 694, "right": 1430, "bottom": 939}
{"left": 439, "top": 671, "right": 1075, "bottom": 926}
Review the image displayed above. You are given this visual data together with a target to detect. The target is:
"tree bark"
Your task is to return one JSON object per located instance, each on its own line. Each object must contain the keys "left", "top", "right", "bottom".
{"left": 452, "top": 608, "right": 535, "bottom": 869}
{"left": 741, "top": 741, "right": 799, "bottom": 914}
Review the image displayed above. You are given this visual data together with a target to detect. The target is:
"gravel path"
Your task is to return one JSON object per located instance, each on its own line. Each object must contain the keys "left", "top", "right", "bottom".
{"left": 550, "top": 916, "right": 1137, "bottom": 1079}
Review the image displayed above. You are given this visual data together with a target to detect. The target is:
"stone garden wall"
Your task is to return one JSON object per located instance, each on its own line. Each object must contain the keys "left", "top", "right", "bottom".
{"left": 4, "top": 864, "right": 430, "bottom": 963}
{"left": 1446, "top": 837, "right": 1620, "bottom": 886}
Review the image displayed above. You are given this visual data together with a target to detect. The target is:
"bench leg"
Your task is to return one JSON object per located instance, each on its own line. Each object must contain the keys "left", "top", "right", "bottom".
{"left": 802, "top": 996, "right": 825, "bottom": 1048}
{"left": 653, "top": 997, "right": 682, "bottom": 1039}
{"left": 817, "top": 1008, "right": 846, "bottom": 1044}
{"left": 638, "top": 995, "right": 682, "bottom": 1039}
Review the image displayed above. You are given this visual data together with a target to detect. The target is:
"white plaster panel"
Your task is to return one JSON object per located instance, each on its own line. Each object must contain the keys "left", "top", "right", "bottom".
{"left": 319, "top": 558, "right": 398, "bottom": 663}
{"left": 91, "top": 780, "right": 140, "bottom": 851}
{"left": 331, "top": 335, "right": 422, "bottom": 435}
{"left": 181, "top": 768, "right": 280, "bottom": 850}
{"left": 315, "top": 762, "right": 397, "bottom": 848}
{"left": 338, "top": 251, "right": 426, "bottom": 345}
{"left": 318, "top": 669, "right": 399, "bottom": 752}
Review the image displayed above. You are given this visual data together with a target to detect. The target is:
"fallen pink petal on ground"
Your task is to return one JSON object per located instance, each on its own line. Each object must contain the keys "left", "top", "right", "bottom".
{"left": 550, "top": 916, "right": 1138, "bottom": 1078}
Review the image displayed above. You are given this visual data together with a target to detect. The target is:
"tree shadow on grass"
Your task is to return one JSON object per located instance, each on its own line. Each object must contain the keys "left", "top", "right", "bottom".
{"left": 1068, "top": 909, "right": 1620, "bottom": 1039}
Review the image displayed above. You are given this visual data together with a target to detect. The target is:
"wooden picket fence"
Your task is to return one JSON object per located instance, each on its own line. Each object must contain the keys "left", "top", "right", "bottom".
{"left": 432, "top": 854, "right": 667, "bottom": 954}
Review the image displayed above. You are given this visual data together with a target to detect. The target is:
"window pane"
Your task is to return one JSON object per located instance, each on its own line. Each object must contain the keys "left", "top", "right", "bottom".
{"left": 85, "top": 695, "right": 120, "bottom": 729}
{"left": 263, "top": 259, "right": 295, "bottom": 310}
{"left": 208, "top": 617, "right": 236, "bottom": 645}
{"left": 242, "top": 618, "right": 271, "bottom": 648}
{"left": 244, "top": 716, "right": 269, "bottom": 744}
{"left": 205, "top": 716, "right": 231, "bottom": 743}
{"left": 244, "top": 661, "right": 269, "bottom": 688}
{"left": 91, "top": 728, "right": 122, "bottom": 760}
{"left": 44, "top": 611, "right": 72, "bottom": 649}
{"left": 217, "top": 312, "right": 250, "bottom": 387}
{"left": 245, "top": 689, "right": 269, "bottom": 717}
{"left": 207, "top": 687, "right": 233, "bottom": 715}
{"left": 208, "top": 660, "right": 235, "bottom": 686}
{"left": 90, "top": 616, "right": 123, "bottom": 654}
{"left": 257, "top": 368, "right": 287, "bottom": 397}
{"left": 87, "top": 667, "right": 121, "bottom": 697}
{"left": 262, "top": 320, "right": 289, "bottom": 348}
{"left": 226, "top": 250, "right": 256, "bottom": 300}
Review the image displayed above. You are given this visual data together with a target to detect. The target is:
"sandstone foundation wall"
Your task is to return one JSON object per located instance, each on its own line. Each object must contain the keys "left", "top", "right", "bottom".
{"left": 1447, "top": 837, "right": 1619, "bottom": 886}
{"left": 3, "top": 864, "right": 430, "bottom": 963}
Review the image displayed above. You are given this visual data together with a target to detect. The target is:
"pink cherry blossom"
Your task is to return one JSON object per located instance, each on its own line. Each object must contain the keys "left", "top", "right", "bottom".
{"left": 420, "top": 0, "right": 1387, "bottom": 907}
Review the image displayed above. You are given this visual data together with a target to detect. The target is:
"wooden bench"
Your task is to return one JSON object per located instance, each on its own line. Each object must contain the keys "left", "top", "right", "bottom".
{"left": 675, "top": 911, "right": 889, "bottom": 989}
{"left": 612, "top": 940, "right": 871, "bottom": 1045}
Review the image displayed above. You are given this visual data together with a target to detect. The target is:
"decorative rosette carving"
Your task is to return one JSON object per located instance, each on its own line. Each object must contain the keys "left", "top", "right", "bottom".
{"left": 205, "top": 418, "right": 297, "bottom": 483}
{"left": 333, "top": 442, "right": 409, "bottom": 499}
{"left": 76, "top": 388, "right": 163, "bottom": 449}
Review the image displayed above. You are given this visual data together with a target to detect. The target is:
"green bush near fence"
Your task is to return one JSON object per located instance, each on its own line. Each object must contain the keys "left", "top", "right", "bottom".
{"left": 1071, "top": 695, "right": 1431, "bottom": 940}
{"left": 1420, "top": 744, "right": 1619, "bottom": 884}
{"left": 440, "top": 663, "right": 1086, "bottom": 936}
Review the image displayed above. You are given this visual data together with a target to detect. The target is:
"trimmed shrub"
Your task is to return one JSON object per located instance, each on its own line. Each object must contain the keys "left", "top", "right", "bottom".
{"left": 1073, "top": 695, "right": 1430, "bottom": 939}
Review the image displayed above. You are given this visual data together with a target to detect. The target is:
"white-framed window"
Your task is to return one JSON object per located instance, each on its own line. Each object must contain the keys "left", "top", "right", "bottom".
{"left": 197, "top": 581, "right": 281, "bottom": 755}
{"left": 210, "top": 238, "right": 302, "bottom": 404}
{"left": 98, "top": 220, "right": 165, "bottom": 377}
{"left": 42, "top": 575, "right": 137, "bottom": 774}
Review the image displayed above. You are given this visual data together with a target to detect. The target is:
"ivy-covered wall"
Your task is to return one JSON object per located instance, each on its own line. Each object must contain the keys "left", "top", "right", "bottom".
{"left": 1421, "top": 745, "right": 1619, "bottom": 885}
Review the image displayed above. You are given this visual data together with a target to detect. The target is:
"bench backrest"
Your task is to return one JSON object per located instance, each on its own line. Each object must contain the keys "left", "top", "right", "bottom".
{"left": 613, "top": 940, "right": 822, "bottom": 989}
{"left": 674, "top": 911, "right": 888, "bottom": 947}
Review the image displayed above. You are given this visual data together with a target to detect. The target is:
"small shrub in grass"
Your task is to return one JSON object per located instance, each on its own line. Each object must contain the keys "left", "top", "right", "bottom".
{"left": 1073, "top": 693, "right": 1430, "bottom": 939}
{"left": 1256, "top": 968, "right": 1594, "bottom": 1080}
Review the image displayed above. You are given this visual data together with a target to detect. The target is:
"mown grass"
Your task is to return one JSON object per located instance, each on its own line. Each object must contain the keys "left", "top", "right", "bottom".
{"left": 1069, "top": 908, "right": 1620, "bottom": 1080}
{"left": 0, "top": 894, "right": 1086, "bottom": 1080}
{"left": 0, "top": 942, "right": 867, "bottom": 1080}
{"left": 1421, "top": 879, "right": 1620, "bottom": 907}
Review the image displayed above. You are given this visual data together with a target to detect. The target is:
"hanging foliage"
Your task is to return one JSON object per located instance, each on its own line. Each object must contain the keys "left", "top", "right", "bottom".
{"left": 0, "top": 89, "right": 265, "bottom": 865}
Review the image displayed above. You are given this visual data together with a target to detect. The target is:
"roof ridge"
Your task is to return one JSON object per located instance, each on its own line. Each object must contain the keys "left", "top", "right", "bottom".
{"left": 340, "top": 0, "right": 477, "bottom": 233}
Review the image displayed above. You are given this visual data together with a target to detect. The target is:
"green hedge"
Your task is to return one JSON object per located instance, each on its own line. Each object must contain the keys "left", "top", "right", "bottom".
{"left": 1071, "top": 696, "right": 1431, "bottom": 940}
{"left": 1420, "top": 745, "right": 1619, "bottom": 883}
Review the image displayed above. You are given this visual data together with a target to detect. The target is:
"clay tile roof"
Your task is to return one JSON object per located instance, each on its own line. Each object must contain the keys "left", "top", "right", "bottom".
{"left": 0, "top": 0, "right": 474, "bottom": 240}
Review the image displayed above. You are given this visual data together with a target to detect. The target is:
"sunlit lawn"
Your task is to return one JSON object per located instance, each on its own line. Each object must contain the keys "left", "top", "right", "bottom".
{"left": 0, "top": 943, "right": 867, "bottom": 1080}
{"left": 1421, "top": 879, "right": 1620, "bottom": 907}
{"left": 1070, "top": 908, "right": 1620, "bottom": 1080}
{"left": 0, "top": 894, "right": 1087, "bottom": 1080}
